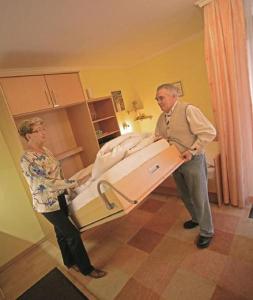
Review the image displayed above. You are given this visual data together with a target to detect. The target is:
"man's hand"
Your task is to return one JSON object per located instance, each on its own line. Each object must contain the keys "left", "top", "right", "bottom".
{"left": 154, "top": 135, "right": 162, "bottom": 142}
{"left": 181, "top": 150, "right": 192, "bottom": 161}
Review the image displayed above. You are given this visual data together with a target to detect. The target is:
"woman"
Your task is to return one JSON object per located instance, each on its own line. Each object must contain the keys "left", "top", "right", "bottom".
{"left": 18, "top": 117, "right": 106, "bottom": 279}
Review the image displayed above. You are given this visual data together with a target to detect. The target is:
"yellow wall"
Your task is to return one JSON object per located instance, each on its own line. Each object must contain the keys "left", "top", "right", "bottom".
{"left": 0, "top": 89, "right": 45, "bottom": 268}
{"left": 0, "top": 129, "right": 44, "bottom": 267}
{"left": 80, "top": 33, "right": 214, "bottom": 134}
{"left": 126, "top": 33, "right": 214, "bottom": 132}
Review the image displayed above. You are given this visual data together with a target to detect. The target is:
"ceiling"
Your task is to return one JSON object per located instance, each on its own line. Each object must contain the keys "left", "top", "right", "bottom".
{"left": 0, "top": 0, "right": 203, "bottom": 69}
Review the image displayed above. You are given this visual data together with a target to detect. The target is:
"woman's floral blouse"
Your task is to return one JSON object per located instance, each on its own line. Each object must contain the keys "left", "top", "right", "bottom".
{"left": 20, "top": 147, "right": 78, "bottom": 213}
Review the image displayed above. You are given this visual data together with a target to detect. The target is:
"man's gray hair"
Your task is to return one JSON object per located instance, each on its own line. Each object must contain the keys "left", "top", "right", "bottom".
{"left": 156, "top": 83, "right": 179, "bottom": 94}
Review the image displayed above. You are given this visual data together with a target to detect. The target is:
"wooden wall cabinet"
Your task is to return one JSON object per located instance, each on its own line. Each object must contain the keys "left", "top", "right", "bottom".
{"left": 0, "top": 72, "right": 85, "bottom": 116}
{"left": 88, "top": 96, "right": 120, "bottom": 147}
{"left": 1, "top": 72, "right": 121, "bottom": 178}
{"left": 44, "top": 73, "right": 85, "bottom": 107}
{"left": 0, "top": 76, "right": 52, "bottom": 115}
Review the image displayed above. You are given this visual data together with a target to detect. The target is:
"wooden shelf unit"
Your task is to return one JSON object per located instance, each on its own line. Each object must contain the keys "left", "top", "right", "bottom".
{"left": 55, "top": 146, "right": 83, "bottom": 161}
{"left": 97, "top": 130, "right": 121, "bottom": 140}
{"left": 87, "top": 96, "right": 120, "bottom": 146}
{"left": 13, "top": 104, "right": 100, "bottom": 178}
{"left": 92, "top": 115, "right": 116, "bottom": 123}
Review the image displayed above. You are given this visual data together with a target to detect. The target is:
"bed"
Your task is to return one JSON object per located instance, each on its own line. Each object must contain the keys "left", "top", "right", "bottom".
{"left": 69, "top": 139, "right": 184, "bottom": 231}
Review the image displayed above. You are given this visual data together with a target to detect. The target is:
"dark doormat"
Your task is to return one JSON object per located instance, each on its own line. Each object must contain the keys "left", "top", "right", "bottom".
{"left": 17, "top": 267, "right": 89, "bottom": 300}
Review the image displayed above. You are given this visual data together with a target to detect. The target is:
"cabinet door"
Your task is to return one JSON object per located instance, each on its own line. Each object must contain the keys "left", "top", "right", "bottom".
{"left": 45, "top": 73, "right": 85, "bottom": 107}
{"left": 0, "top": 76, "right": 52, "bottom": 115}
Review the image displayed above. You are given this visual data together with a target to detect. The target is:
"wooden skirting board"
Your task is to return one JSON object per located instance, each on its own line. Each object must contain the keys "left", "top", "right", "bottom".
{"left": 0, "top": 237, "right": 47, "bottom": 273}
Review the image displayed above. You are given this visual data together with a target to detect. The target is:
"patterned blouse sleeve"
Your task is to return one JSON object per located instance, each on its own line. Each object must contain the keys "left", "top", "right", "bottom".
{"left": 20, "top": 154, "right": 78, "bottom": 191}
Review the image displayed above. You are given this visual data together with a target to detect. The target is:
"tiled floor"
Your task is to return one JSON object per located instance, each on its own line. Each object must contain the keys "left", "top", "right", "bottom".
{"left": 1, "top": 193, "right": 253, "bottom": 300}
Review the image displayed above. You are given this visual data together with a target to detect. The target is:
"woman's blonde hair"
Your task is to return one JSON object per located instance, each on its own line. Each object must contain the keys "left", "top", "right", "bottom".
{"left": 18, "top": 117, "right": 44, "bottom": 141}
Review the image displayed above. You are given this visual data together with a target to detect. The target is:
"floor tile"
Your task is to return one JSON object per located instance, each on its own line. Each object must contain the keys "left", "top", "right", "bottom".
{"left": 150, "top": 235, "right": 197, "bottom": 264}
{"left": 155, "top": 187, "right": 179, "bottom": 197}
{"left": 178, "top": 207, "right": 193, "bottom": 221}
{"left": 144, "top": 213, "right": 175, "bottom": 235}
{"left": 211, "top": 285, "right": 247, "bottom": 300}
{"left": 218, "top": 257, "right": 253, "bottom": 299}
{"left": 229, "top": 235, "right": 253, "bottom": 264}
{"left": 87, "top": 267, "right": 129, "bottom": 300}
{"left": 166, "top": 218, "right": 199, "bottom": 244}
{"left": 181, "top": 249, "right": 228, "bottom": 283}
{"left": 127, "top": 228, "right": 163, "bottom": 253}
{"left": 149, "top": 192, "right": 171, "bottom": 202}
{"left": 109, "top": 220, "right": 143, "bottom": 243}
{"left": 88, "top": 239, "right": 123, "bottom": 267}
{"left": 156, "top": 198, "right": 184, "bottom": 221}
{"left": 3, "top": 194, "right": 253, "bottom": 300}
{"left": 115, "top": 278, "right": 160, "bottom": 300}
{"left": 83, "top": 219, "right": 121, "bottom": 242}
{"left": 211, "top": 203, "right": 248, "bottom": 218}
{"left": 133, "top": 255, "right": 178, "bottom": 295}
{"left": 212, "top": 211, "right": 240, "bottom": 234}
{"left": 138, "top": 197, "right": 166, "bottom": 213}
{"left": 162, "top": 268, "right": 216, "bottom": 300}
{"left": 209, "top": 229, "right": 235, "bottom": 255}
{"left": 107, "top": 244, "right": 148, "bottom": 276}
{"left": 123, "top": 208, "right": 153, "bottom": 227}
{"left": 236, "top": 218, "right": 253, "bottom": 239}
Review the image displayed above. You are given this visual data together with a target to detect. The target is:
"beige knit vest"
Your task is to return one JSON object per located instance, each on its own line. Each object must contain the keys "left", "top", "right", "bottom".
{"left": 155, "top": 102, "right": 197, "bottom": 153}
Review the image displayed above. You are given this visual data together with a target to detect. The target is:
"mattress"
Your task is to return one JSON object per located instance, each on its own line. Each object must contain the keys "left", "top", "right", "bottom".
{"left": 70, "top": 139, "right": 183, "bottom": 231}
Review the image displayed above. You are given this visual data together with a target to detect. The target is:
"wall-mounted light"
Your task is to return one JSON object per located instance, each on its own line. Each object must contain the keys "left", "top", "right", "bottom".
{"left": 121, "top": 121, "right": 132, "bottom": 133}
{"left": 128, "top": 100, "right": 153, "bottom": 121}
{"left": 134, "top": 112, "right": 153, "bottom": 121}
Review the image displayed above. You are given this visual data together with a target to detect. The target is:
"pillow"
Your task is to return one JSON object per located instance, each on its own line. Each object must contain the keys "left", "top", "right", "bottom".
{"left": 91, "top": 145, "right": 126, "bottom": 180}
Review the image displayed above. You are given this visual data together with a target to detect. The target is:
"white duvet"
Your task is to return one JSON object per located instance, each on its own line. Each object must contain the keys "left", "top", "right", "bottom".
{"left": 72, "top": 132, "right": 156, "bottom": 193}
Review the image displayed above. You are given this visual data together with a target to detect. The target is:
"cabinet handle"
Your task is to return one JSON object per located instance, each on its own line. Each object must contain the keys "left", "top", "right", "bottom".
{"left": 44, "top": 90, "right": 52, "bottom": 106}
{"left": 51, "top": 90, "right": 59, "bottom": 107}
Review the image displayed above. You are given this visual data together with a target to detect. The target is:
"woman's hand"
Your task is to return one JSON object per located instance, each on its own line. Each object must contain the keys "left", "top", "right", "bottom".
{"left": 76, "top": 175, "right": 90, "bottom": 186}
{"left": 68, "top": 188, "right": 78, "bottom": 200}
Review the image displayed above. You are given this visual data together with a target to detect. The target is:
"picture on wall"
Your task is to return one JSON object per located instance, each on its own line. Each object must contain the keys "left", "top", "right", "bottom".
{"left": 111, "top": 90, "right": 125, "bottom": 112}
{"left": 171, "top": 81, "right": 184, "bottom": 97}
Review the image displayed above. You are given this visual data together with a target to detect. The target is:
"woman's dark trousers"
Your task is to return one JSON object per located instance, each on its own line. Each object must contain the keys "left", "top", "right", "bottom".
{"left": 42, "top": 194, "right": 94, "bottom": 275}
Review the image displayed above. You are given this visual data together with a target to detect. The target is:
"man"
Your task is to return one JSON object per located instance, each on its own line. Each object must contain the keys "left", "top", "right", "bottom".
{"left": 155, "top": 83, "right": 216, "bottom": 248}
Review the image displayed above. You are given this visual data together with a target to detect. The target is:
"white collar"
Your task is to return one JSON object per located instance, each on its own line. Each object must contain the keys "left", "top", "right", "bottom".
{"left": 165, "top": 101, "right": 178, "bottom": 116}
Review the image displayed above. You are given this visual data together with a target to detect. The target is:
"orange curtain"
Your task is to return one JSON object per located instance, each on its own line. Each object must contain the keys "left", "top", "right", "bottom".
{"left": 204, "top": 0, "right": 253, "bottom": 207}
